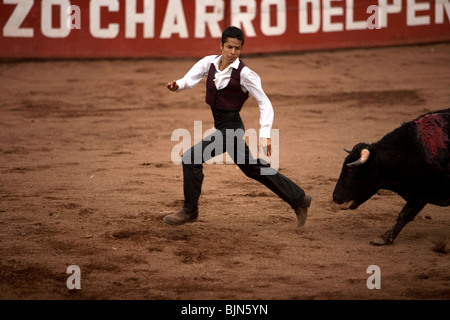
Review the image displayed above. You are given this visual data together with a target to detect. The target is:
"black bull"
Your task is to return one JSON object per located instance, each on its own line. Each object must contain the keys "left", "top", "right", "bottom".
{"left": 333, "top": 108, "right": 450, "bottom": 245}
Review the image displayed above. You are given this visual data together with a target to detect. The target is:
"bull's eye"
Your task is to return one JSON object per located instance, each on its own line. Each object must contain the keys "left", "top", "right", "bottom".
{"left": 346, "top": 165, "right": 359, "bottom": 173}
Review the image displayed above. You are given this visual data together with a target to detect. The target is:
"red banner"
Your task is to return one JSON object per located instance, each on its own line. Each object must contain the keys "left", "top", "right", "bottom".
{"left": 1, "top": 0, "right": 449, "bottom": 59}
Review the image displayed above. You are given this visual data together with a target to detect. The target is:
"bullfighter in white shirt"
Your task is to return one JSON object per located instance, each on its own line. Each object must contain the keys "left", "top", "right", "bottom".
{"left": 164, "top": 26, "right": 312, "bottom": 227}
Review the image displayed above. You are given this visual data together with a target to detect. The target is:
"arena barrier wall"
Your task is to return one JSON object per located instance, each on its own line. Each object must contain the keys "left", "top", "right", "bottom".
{"left": 1, "top": 0, "right": 449, "bottom": 59}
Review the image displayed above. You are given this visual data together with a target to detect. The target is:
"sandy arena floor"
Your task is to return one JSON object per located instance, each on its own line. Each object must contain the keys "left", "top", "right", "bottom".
{"left": 0, "top": 43, "right": 449, "bottom": 300}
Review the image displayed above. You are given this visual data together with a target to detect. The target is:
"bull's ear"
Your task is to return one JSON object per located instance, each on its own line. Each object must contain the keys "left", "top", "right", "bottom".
{"left": 346, "top": 148, "right": 370, "bottom": 167}
{"left": 344, "top": 148, "right": 352, "bottom": 153}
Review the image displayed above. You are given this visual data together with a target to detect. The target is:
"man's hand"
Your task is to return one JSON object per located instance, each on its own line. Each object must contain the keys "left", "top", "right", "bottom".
{"left": 260, "top": 138, "right": 272, "bottom": 157}
{"left": 167, "top": 80, "right": 179, "bottom": 91}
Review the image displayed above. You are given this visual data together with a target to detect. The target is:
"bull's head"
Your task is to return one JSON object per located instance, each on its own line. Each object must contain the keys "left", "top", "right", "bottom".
{"left": 333, "top": 142, "right": 381, "bottom": 210}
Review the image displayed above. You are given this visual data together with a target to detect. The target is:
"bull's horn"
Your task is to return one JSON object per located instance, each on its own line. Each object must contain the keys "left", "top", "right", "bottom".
{"left": 344, "top": 148, "right": 352, "bottom": 153}
{"left": 347, "top": 148, "right": 370, "bottom": 167}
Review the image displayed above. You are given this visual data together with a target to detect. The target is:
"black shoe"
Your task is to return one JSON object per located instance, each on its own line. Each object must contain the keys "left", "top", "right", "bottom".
{"left": 163, "top": 208, "right": 198, "bottom": 226}
{"left": 294, "top": 195, "right": 312, "bottom": 227}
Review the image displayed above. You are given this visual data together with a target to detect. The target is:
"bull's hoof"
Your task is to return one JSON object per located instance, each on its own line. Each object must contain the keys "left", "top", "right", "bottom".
{"left": 370, "top": 237, "right": 390, "bottom": 246}
{"left": 370, "top": 231, "right": 395, "bottom": 246}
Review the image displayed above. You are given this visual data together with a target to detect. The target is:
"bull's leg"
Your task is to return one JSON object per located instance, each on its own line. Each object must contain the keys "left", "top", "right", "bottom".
{"left": 370, "top": 201, "right": 426, "bottom": 245}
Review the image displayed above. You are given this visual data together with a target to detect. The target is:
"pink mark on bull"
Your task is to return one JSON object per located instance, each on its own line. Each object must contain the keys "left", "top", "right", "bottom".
{"left": 415, "top": 113, "right": 449, "bottom": 163}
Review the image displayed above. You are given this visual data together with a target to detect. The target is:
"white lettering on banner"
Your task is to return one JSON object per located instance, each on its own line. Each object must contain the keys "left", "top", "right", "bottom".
{"left": 323, "top": 0, "right": 344, "bottom": 32}
{"left": 231, "top": 0, "right": 257, "bottom": 37}
{"left": 407, "top": 0, "right": 430, "bottom": 26}
{"left": 436, "top": 0, "right": 450, "bottom": 24}
{"left": 195, "top": 0, "right": 224, "bottom": 38}
{"left": 1, "top": 0, "right": 449, "bottom": 41}
{"left": 378, "top": 0, "right": 402, "bottom": 28}
{"left": 260, "top": 0, "right": 287, "bottom": 36}
{"left": 2, "top": 0, "right": 34, "bottom": 37}
{"left": 160, "top": 0, "right": 188, "bottom": 38}
{"left": 299, "top": 0, "right": 320, "bottom": 34}
{"left": 41, "top": 0, "right": 71, "bottom": 38}
{"left": 346, "top": 0, "right": 367, "bottom": 30}
{"left": 90, "top": 0, "right": 119, "bottom": 39}
{"left": 126, "top": 0, "right": 154, "bottom": 38}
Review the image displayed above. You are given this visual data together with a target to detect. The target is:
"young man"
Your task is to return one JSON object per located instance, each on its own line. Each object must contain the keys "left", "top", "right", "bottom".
{"left": 164, "top": 26, "right": 311, "bottom": 227}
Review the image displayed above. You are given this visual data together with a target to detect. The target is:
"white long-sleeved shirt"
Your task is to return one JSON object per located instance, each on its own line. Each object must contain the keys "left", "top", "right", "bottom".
{"left": 175, "top": 55, "right": 274, "bottom": 139}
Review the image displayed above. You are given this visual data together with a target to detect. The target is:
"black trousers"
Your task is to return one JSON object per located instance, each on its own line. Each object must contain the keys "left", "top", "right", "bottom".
{"left": 181, "top": 129, "right": 306, "bottom": 213}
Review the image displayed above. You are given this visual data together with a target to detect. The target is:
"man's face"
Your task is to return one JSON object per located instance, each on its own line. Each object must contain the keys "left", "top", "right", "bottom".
{"left": 220, "top": 37, "right": 243, "bottom": 65}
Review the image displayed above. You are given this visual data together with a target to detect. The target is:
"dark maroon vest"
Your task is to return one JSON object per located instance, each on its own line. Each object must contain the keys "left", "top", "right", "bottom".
{"left": 205, "top": 59, "right": 249, "bottom": 111}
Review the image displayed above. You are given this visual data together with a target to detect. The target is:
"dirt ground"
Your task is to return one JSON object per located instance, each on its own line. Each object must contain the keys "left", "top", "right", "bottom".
{"left": 0, "top": 43, "right": 449, "bottom": 301}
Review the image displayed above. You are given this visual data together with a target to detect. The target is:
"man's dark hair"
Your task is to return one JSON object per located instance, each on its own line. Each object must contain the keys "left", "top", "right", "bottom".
{"left": 221, "top": 26, "right": 245, "bottom": 46}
